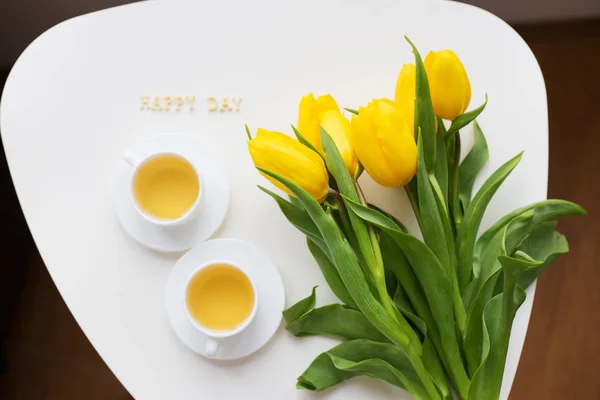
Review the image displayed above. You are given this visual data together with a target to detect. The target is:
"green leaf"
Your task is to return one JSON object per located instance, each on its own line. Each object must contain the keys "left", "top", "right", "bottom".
{"left": 368, "top": 203, "right": 408, "bottom": 233}
{"left": 463, "top": 210, "right": 533, "bottom": 356}
{"left": 380, "top": 231, "right": 451, "bottom": 394}
{"left": 320, "top": 126, "right": 376, "bottom": 284}
{"left": 463, "top": 267, "right": 504, "bottom": 376}
{"left": 458, "top": 121, "right": 489, "bottom": 213}
{"left": 283, "top": 286, "right": 317, "bottom": 323}
{"left": 416, "top": 132, "right": 467, "bottom": 333}
{"left": 291, "top": 125, "right": 322, "bottom": 157}
{"left": 258, "top": 186, "right": 330, "bottom": 259}
{"left": 465, "top": 200, "right": 586, "bottom": 309}
{"left": 344, "top": 107, "right": 359, "bottom": 115}
{"left": 468, "top": 255, "right": 528, "bottom": 400}
{"left": 385, "top": 268, "right": 398, "bottom": 298}
{"left": 320, "top": 126, "right": 407, "bottom": 342}
{"left": 472, "top": 200, "right": 584, "bottom": 280}
{"left": 393, "top": 283, "right": 427, "bottom": 336}
{"left": 306, "top": 238, "right": 357, "bottom": 308}
{"left": 456, "top": 152, "right": 523, "bottom": 291}
{"left": 285, "top": 299, "right": 388, "bottom": 342}
{"left": 422, "top": 337, "right": 451, "bottom": 400}
{"left": 345, "top": 199, "right": 470, "bottom": 399}
{"left": 464, "top": 217, "right": 571, "bottom": 378}
{"left": 380, "top": 232, "right": 437, "bottom": 339}
{"left": 416, "top": 132, "right": 453, "bottom": 272}
{"left": 446, "top": 132, "right": 462, "bottom": 232}
{"left": 514, "top": 221, "right": 569, "bottom": 289}
{"left": 435, "top": 121, "right": 449, "bottom": 205}
{"left": 391, "top": 280, "right": 451, "bottom": 398}
{"left": 297, "top": 339, "right": 430, "bottom": 400}
{"left": 405, "top": 36, "right": 436, "bottom": 172}
{"left": 259, "top": 167, "right": 442, "bottom": 400}
{"left": 258, "top": 168, "right": 411, "bottom": 348}
{"left": 331, "top": 206, "right": 366, "bottom": 275}
{"left": 445, "top": 94, "right": 488, "bottom": 138}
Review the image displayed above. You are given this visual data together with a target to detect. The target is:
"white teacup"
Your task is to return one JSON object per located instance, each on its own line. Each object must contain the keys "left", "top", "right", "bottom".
{"left": 123, "top": 151, "right": 203, "bottom": 227}
{"left": 184, "top": 261, "right": 258, "bottom": 357}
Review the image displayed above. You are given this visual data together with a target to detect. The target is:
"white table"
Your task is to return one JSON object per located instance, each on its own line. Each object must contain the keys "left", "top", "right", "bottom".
{"left": 0, "top": 1, "right": 547, "bottom": 399}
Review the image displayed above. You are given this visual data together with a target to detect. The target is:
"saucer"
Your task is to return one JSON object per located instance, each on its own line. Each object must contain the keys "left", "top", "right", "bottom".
{"left": 113, "top": 133, "right": 230, "bottom": 252}
{"left": 165, "top": 239, "right": 285, "bottom": 360}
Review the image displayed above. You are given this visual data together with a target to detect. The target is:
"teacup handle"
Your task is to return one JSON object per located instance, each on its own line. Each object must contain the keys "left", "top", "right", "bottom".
{"left": 123, "top": 151, "right": 140, "bottom": 168}
{"left": 205, "top": 338, "right": 218, "bottom": 357}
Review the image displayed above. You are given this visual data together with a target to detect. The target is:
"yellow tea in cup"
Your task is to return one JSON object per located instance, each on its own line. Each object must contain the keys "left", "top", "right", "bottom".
{"left": 186, "top": 264, "right": 255, "bottom": 331}
{"left": 132, "top": 154, "right": 199, "bottom": 220}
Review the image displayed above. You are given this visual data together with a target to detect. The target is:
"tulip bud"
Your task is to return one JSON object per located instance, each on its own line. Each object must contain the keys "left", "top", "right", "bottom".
{"left": 394, "top": 63, "right": 416, "bottom": 133}
{"left": 424, "top": 50, "right": 471, "bottom": 120}
{"left": 248, "top": 129, "right": 329, "bottom": 203}
{"left": 348, "top": 99, "right": 417, "bottom": 187}
{"left": 297, "top": 93, "right": 339, "bottom": 153}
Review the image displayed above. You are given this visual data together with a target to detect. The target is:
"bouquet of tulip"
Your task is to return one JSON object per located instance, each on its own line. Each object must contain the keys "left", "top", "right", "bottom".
{"left": 246, "top": 38, "right": 585, "bottom": 400}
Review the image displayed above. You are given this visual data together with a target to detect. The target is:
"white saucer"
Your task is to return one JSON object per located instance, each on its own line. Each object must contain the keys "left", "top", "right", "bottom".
{"left": 165, "top": 238, "right": 285, "bottom": 360}
{"left": 113, "top": 133, "right": 230, "bottom": 252}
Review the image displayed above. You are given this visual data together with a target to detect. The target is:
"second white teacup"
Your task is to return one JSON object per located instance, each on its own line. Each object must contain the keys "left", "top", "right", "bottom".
{"left": 184, "top": 261, "right": 258, "bottom": 357}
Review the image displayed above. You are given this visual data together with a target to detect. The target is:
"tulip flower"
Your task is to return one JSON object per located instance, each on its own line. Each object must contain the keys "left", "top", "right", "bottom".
{"left": 297, "top": 93, "right": 340, "bottom": 153}
{"left": 394, "top": 63, "right": 416, "bottom": 133}
{"left": 348, "top": 99, "right": 417, "bottom": 187}
{"left": 319, "top": 109, "right": 359, "bottom": 177}
{"left": 248, "top": 129, "right": 329, "bottom": 203}
{"left": 424, "top": 50, "right": 471, "bottom": 120}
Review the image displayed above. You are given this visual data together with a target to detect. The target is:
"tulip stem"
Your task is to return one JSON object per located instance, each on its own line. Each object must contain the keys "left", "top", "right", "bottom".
{"left": 245, "top": 124, "right": 252, "bottom": 140}
{"left": 354, "top": 182, "right": 399, "bottom": 322}
{"left": 448, "top": 132, "right": 462, "bottom": 233}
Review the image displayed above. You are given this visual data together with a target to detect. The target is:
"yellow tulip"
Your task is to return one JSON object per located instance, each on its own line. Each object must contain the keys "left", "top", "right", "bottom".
{"left": 394, "top": 63, "right": 416, "bottom": 133}
{"left": 248, "top": 129, "right": 329, "bottom": 203}
{"left": 297, "top": 93, "right": 339, "bottom": 152}
{"left": 348, "top": 99, "right": 417, "bottom": 187}
{"left": 319, "top": 109, "right": 359, "bottom": 177}
{"left": 424, "top": 50, "right": 471, "bottom": 120}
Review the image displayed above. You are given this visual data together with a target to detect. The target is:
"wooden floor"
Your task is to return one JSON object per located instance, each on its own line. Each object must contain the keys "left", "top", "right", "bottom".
{"left": 0, "top": 19, "right": 599, "bottom": 400}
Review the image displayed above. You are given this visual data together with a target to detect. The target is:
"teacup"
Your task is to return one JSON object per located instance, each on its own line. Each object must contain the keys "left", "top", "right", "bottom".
{"left": 124, "top": 151, "right": 203, "bottom": 226}
{"left": 184, "top": 261, "right": 258, "bottom": 356}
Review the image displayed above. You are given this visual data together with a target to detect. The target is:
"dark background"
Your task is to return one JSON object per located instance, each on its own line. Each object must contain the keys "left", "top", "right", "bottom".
{"left": 0, "top": 2, "right": 599, "bottom": 399}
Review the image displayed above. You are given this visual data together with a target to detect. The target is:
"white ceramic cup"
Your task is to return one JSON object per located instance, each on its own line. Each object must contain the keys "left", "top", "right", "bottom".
{"left": 184, "top": 261, "right": 258, "bottom": 357}
{"left": 123, "top": 151, "right": 203, "bottom": 227}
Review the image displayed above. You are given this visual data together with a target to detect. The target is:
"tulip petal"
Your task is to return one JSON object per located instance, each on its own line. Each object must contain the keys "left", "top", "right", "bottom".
{"left": 316, "top": 95, "right": 340, "bottom": 115}
{"left": 298, "top": 94, "right": 322, "bottom": 152}
{"left": 248, "top": 129, "right": 329, "bottom": 202}
{"left": 320, "top": 110, "right": 358, "bottom": 176}
{"left": 425, "top": 50, "right": 471, "bottom": 120}
{"left": 298, "top": 94, "right": 340, "bottom": 154}
{"left": 395, "top": 63, "right": 416, "bottom": 105}
{"left": 349, "top": 106, "right": 402, "bottom": 187}
{"left": 372, "top": 103, "right": 417, "bottom": 185}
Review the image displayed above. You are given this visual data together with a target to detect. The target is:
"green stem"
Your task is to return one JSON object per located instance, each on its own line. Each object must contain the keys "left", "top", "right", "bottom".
{"left": 328, "top": 188, "right": 374, "bottom": 284}
{"left": 452, "top": 277, "right": 467, "bottom": 335}
{"left": 408, "top": 346, "right": 443, "bottom": 400}
{"left": 448, "top": 133, "right": 462, "bottom": 233}
{"left": 355, "top": 183, "right": 398, "bottom": 322}
{"left": 354, "top": 185, "right": 424, "bottom": 355}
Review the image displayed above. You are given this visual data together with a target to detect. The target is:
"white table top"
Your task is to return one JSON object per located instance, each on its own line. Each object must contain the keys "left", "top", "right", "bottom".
{"left": 0, "top": 1, "right": 547, "bottom": 399}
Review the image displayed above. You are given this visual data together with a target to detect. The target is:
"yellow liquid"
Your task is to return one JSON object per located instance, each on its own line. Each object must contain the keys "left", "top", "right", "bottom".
{"left": 186, "top": 264, "right": 255, "bottom": 331}
{"left": 133, "top": 154, "right": 199, "bottom": 220}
